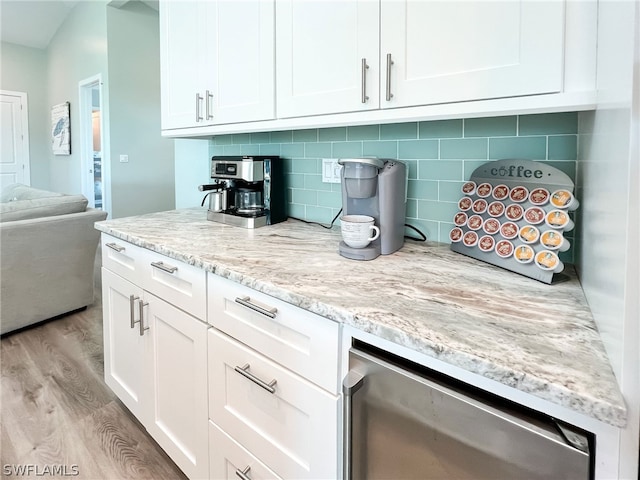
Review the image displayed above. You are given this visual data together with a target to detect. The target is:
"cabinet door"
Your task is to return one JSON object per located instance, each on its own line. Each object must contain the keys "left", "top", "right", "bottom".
{"left": 208, "top": 0, "right": 275, "bottom": 124}
{"left": 144, "top": 293, "right": 209, "bottom": 480}
{"left": 380, "top": 0, "right": 564, "bottom": 108}
{"left": 208, "top": 329, "right": 339, "bottom": 480}
{"left": 160, "top": 0, "right": 209, "bottom": 129}
{"left": 102, "top": 268, "right": 146, "bottom": 418}
{"left": 276, "top": 0, "right": 379, "bottom": 118}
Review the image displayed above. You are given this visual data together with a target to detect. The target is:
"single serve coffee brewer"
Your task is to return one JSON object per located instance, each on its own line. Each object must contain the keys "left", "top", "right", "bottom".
{"left": 338, "top": 157, "right": 407, "bottom": 260}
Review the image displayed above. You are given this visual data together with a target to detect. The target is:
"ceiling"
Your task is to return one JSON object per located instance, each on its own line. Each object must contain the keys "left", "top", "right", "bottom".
{"left": 0, "top": 0, "right": 158, "bottom": 50}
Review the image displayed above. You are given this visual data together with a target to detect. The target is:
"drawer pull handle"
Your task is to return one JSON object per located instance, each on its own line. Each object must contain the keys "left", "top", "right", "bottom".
{"left": 106, "top": 242, "right": 125, "bottom": 252}
{"left": 150, "top": 261, "right": 178, "bottom": 274}
{"left": 235, "top": 466, "right": 251, "bottom": 480}
{"left": 129, "top": 295, "right": 139, "bottom": 328}
{"left": 234, "top": 363, "right": 277, "bottom": 394}
{"left": 234, "top": 296, "right": 277, "bottom": 318}
{"left": 138, "top": 301, "right": 149, "bottom": 336}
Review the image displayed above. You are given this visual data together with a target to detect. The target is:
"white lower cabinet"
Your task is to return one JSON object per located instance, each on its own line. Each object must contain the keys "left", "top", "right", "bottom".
{"left": 145, "top": 293, "right": 209, "bottom": 480}
{"left": 209, "top": 421, "right": 282, "bottom": 480}
{"left": 102, "top": 267, "right": 146, "bottom": 418}
{"left": 207, "top": 274, "right": 341, "bottom": 480}
{"left": 101, "top": 234, "right": 209, "bottom": 480}
{"left": 208, "top": 329, "right": 339, "bottom": 480}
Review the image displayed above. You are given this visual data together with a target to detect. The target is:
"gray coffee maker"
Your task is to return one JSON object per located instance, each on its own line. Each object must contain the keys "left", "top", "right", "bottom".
{"left": 338, "top": 158, "right": 407, "bottom": 260}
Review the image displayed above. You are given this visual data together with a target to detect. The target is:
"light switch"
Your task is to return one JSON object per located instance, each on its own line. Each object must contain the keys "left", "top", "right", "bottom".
{"left": 119, "top": 154, "right": 129, "bottom": 163}
{"left": 322, "top": 158, "right": 341, "bottom": 183}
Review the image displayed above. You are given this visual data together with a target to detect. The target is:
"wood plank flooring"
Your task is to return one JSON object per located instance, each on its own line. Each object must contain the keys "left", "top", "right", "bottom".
{"left": 1, "top": 249, "right": 188, "bottom": 480}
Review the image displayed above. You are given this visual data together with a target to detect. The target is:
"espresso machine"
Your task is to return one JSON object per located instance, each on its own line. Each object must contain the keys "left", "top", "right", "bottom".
{"left": 338, "top": 157, "right": 407, "bottom": 260}
{"left": 199, "top": 156, "right": 286, "bottom": 228}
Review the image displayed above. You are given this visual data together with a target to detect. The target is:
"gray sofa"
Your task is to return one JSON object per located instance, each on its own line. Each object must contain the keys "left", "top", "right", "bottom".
{"left": 0, "top": 183, "right": 108, "bottom": 335}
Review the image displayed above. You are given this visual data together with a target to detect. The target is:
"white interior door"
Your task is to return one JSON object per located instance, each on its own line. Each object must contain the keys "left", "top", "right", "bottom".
{"left": 0, "top": 91, "right": 30, "bottom": 190}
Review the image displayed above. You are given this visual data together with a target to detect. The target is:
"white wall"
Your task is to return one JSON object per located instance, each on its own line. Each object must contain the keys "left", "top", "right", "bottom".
{"left": 106, "top": 1, "right": 175, "bottom": 218}
{"left": 0, "top": 42, "right": 50, "bottom": 189}
{"left": 577, "top": 1, "right": 639, "bottom": 478}
{"left": 46, "top": 1, "right": 109, "bottom": 196}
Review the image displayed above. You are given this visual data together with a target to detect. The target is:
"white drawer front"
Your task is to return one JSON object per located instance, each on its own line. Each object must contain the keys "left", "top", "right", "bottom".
{"left": 209, "top": 421, "right": 282, "bottom": 480}
{"left": 208, "top": 274, "right": 340, "bottom": 393}
{"left": 208, "top": 329, "right": 339, "bottom": 480}
{"left": 101, "top": 234, "right": 145, "bottom": 284}
{"left": 140, "top": 249, "right": 206, "bottom": 320}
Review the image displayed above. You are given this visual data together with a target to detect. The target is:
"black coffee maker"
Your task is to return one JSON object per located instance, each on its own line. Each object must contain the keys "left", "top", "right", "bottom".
{"left": 199, "top": 156, "right": 286, "bottom": 228}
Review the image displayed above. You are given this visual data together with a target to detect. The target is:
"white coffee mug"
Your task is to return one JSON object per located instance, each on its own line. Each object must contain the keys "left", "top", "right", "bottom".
{"left": 340, "top": 215, "right": 380, "bottom": 249}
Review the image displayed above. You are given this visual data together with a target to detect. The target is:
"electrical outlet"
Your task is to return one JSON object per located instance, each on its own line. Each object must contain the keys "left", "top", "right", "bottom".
{"left": 322, "top": 158, "right": 342, "bottom": 183}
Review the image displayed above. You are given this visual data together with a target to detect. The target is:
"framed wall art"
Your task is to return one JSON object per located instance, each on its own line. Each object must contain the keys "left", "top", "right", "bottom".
{"left": 51, "top": 102, "right": 71, "bottom": 155}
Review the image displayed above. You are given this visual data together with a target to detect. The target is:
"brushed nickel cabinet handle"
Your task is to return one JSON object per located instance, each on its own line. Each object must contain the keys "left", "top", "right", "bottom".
{"left": 150, "top": 261, "right": 178, "bottom": 274}
{"left": 361, "top": 58, "right": 369, "bottom": 103}
{"left": 235, "top": 466, "right": 251, "bottom": 480}
{"left": 106, "top": 242, "right": 125, "bottom": 253}
{"left": 195, "top": 93, "right": 203, "bottom": 122}
{"left": 205, "top": 90, "right": 213, "bottom": 120}
{"left": 234, "top": 363, "right": 277, "bottom": 394}
{"left": 234, "top": 296, "right": 277, "bottom": 318}
{"left": 385, "top": 53, "right": 394, "bottom": 101}
{"left": 138, "top": 301, "right": 149, "bottom": 336}
{"left": 129, "top": 295, "right": 139, "bottom": 328}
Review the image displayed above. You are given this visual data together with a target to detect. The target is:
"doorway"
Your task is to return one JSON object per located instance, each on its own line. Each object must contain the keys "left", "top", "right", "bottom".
{"left": 0, "top": 90, "right": 30, "bottom": 190}
{"left": 79, "top": 75, "right": 105, "bottom": 209}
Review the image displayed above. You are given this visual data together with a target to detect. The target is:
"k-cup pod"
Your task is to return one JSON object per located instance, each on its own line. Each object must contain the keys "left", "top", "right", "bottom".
{"left": 450, "top": 227, "right": 463, "bottom": 243}
{"left": 491, "top": 184, "right": 510, "bottom": 201}
{"left": 518, "top": 225, "right": 540, "bottom": 244}
{"left": 509, "top": 185, "right": 529, "bottom": 203}
{"left": 540, "top": 230, "right": 570, "bottom": 252}
{"left": 482, "top": 218, "right": 501, "bottom": 235}
{"left": 488, "top": 201, "right": 505, "bottom": 218}
{"left": 524, "top": 206, "right": 545, "bottom": 225}
{"left": 453, "top": 212, "right": 468, "bottom": 227}
{"left": 461, "top": 181, "right": 477, "bottom": 195}
{"left": 550, "top": 189, "right": 580, "bottom": 211}
{"left": 478, "top": 235, "right": 495, "bottom": 252}
{"left": 545, "top": 209, "right": 575, "bottom": 232}
{"left": 505, "top": 203, "right": 524, "bottom": 222}
{"left": 514, "top": 244, "right": 535, "bottom": 264}
{"left": 467, "top": 215, "right": 484, "bottom": 231}
{"left": 529, "top": 187, "right": 550, "bottom": 206}
{"left": 458, "top": 196, "right": 473, "bottom": 211}
{"left": 495, "top": 239, "right": 514, "bottom": 258}
{"left": 500, "top": 221, "right": 519, "bottom": 240}
{"left": 535, "top": 250, "right": 564, "bottom": 273}
{"left": 476, "top": 182, "right": 493, "bottom": 198}
{"left": 463, "top": 230, "right": 479, "bottom": 247}
{"left": 472, "top": 198, "right": 488, "bottom": 214}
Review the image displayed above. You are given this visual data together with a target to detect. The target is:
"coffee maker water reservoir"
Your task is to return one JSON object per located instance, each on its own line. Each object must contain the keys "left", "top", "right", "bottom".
{"left": 338, "top": 158, "right": 407, "bottom": 260}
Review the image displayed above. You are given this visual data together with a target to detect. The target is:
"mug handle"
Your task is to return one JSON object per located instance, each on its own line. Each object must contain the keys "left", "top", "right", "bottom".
{"left": 368, "top": 225, "right": 380, "bottom": 242}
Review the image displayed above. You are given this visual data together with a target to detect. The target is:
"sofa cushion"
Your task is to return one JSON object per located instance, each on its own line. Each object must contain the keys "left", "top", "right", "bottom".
{"left": 0, "top": 184, "right": 88, "bottom": 222}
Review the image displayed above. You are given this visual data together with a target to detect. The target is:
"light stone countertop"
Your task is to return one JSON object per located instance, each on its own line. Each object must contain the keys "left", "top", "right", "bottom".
{"left": 95, "top": 207, "right": 627, "bottom": 428}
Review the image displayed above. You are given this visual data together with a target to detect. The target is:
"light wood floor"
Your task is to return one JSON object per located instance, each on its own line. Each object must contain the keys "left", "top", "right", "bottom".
{"left": 0, "top": 249, "right": 188, "bottom": 480}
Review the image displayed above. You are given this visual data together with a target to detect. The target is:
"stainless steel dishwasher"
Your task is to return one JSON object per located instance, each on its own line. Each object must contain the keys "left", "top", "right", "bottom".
{"left": 343, "top": 342, "right": 593, "bottom": 480}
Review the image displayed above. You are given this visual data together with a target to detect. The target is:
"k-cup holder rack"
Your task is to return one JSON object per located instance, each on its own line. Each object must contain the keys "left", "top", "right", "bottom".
{"left": 450, "top": 159, "right": 578, "bottom": 284}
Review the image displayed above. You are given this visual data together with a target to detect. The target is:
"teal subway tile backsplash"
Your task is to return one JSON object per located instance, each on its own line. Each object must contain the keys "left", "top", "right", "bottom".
{"left": 209, "top": 112, "right": 578, "bottom": 261}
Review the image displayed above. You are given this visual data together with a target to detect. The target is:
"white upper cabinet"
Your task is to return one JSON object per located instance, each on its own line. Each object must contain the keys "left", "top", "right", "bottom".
{"left": 380, "top": 0, "right": 564, "bottom": 108}
{"left": 160, "top": 0, "right": 275, "bottom": 130}
{"left": 275, "top": 0, "right": 379, "bottom": 118}
{"left": 161, "top": 0, "right": 595, "bottom": 136}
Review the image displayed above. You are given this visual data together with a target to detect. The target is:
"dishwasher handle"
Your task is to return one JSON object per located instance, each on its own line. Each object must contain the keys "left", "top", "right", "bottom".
{"left": 343, "top": 370, "right": 365, "bottom": 480}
